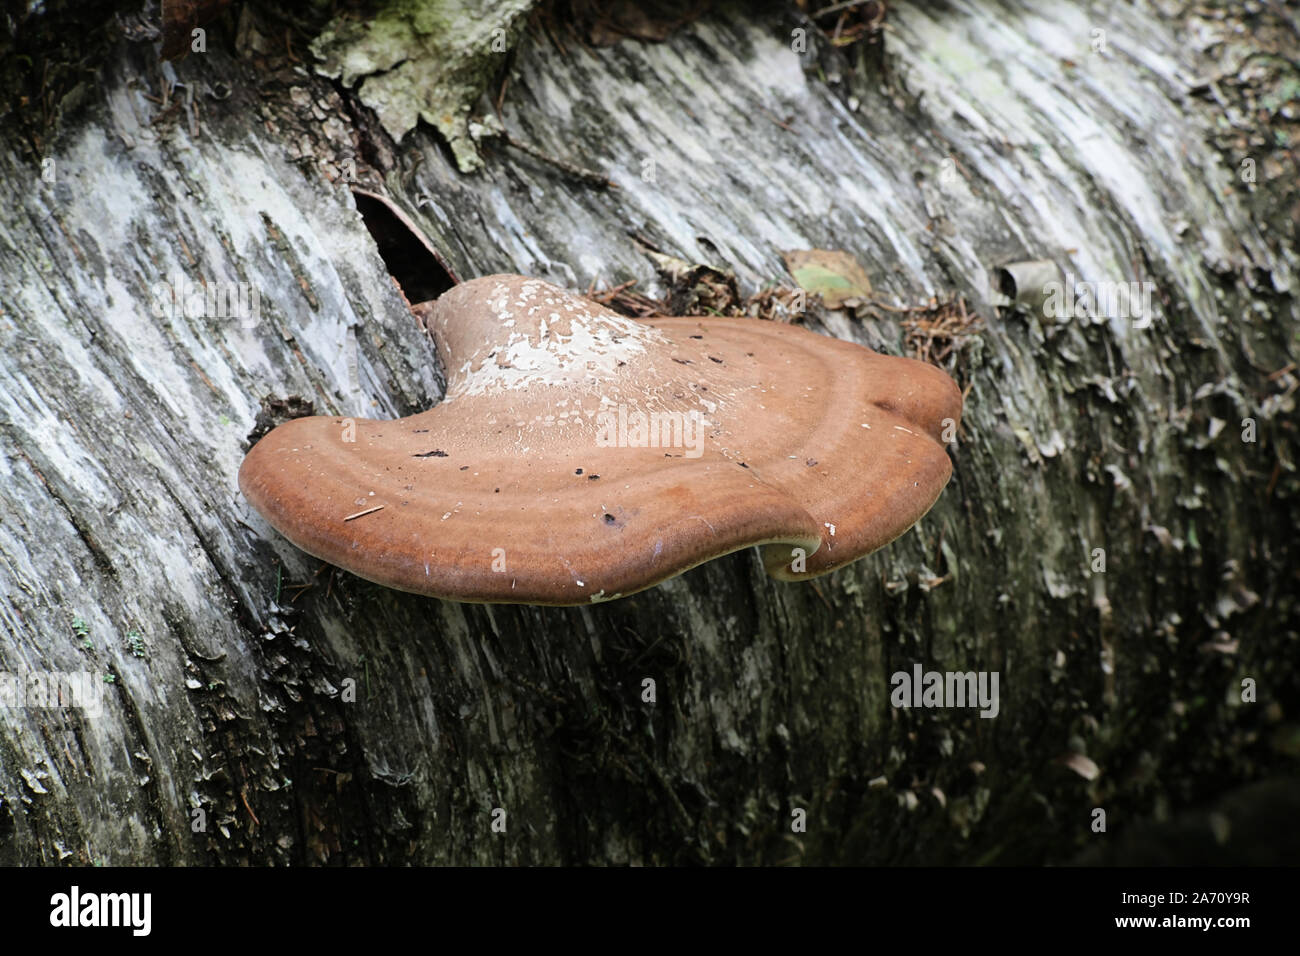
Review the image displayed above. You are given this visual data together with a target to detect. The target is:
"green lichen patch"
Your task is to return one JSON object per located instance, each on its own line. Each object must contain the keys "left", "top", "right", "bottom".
{"left": 310, "top": 0, "right": 536, "bottom": 171}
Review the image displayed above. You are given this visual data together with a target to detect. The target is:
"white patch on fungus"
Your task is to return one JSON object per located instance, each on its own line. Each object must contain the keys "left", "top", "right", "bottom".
{"left": 445, "top": 279, "right": 672, "bottom": 398}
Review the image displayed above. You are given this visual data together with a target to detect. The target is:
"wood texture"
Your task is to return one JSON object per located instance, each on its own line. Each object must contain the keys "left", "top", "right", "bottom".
{"left": 0, "top": 0, "right": 1296, "bottom": 865}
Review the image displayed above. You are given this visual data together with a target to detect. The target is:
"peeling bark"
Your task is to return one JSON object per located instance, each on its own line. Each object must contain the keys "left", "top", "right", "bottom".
{"left": 0, "top": 0, "right": 1297, "bottom": 865}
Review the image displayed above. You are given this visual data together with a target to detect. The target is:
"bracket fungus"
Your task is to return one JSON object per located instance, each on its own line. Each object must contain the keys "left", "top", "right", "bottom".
{"left": 239, "top": 275, "right": 962, "bottom": 605}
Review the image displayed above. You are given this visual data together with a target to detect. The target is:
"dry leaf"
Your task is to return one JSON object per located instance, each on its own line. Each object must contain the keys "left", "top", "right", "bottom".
{"left": 781, "top": 248, "right": 873, "bottom": 309}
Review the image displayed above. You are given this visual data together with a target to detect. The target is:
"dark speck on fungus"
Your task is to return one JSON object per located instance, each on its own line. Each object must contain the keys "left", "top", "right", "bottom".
{"left": 238, "top": 274, "right": 962, "bottom": 605}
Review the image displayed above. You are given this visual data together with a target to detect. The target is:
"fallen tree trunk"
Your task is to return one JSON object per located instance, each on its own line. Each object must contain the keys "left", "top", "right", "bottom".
{"left": 0, "top": 0, "right": 1297, "bottom": 865}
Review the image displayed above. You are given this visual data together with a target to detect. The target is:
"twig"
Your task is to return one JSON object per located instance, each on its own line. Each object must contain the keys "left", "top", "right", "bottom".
{"left": 240, "top": 788, "right": 260, "bottom": 827}
{"left": 758, "top": 104, "right": 794, "bottom": 131}
{"left": 814, "top": 1, "right": 872, "bottom": 20}
{"left": 1266, "top": 362, "right": 1296, "bottom": 381}
{"left": 864, "top": 298, "right": 932, "bottom": 313}
{"left": 344, "top": 504, "right": 385, "bottom": 521}
{"left": 1266, "top": 461, "right": 1281, "bottom": 498}
{"left": 495, "top": 70, "right": 510, "bottom": 115}
{"left": 503, "top": 133, "right": 616, "bottom": 189}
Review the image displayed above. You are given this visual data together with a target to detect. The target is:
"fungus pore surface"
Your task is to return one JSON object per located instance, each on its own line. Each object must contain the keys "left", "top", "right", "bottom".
{"left": 238, "top": 274, "right": 962, "bottom": 604}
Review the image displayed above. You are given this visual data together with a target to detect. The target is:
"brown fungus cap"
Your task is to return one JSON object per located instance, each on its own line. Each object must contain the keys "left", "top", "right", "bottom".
{"left": 238, "top": 275, "right": 962, "bottom": 604}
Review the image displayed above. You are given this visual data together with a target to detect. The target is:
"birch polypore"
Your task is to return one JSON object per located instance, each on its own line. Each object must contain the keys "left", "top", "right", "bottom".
{"left": 239, "top": 275, "right": 961, "bottom": 604}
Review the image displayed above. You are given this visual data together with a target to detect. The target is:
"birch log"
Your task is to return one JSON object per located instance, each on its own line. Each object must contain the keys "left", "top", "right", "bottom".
{"left": 0, "top": 0, "right": 1296, "bottom": 865}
